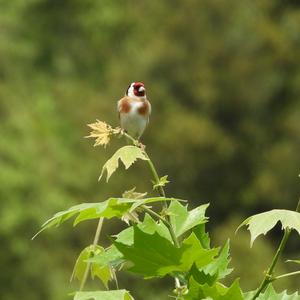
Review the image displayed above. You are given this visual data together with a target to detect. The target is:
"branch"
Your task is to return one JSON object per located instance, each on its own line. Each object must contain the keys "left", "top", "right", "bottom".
{"left": 251, "top": 199, "right": 300, "bottom": 300}
{"left": 120, "top": 131, "right": 182, "bottom": 291}
{"left": 79, "top": 217, "right": 104, "bottom": 291}
{"left": 272, "top": 270, "right": 300, "bottom": 281}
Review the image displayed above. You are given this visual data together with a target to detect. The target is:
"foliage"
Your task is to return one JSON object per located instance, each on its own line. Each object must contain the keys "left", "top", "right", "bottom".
{"left": 167, "top": 201, "right": 209, "bottom": 238}
{"left": 237, "top": 210, "right": 300, "bottom": 246}
{"left": 71, "top": 245, "right": 112, "bottom": 289}
{"left": 245, "top": 285, "right": 300, "bottom": 300}
{"left": 74, "top": 290, "right": 134, "bottom": 300}
{"left": 99, "top": 146, "right": 148, "bottom": 182}
{"left": 33, "top": 196, "right": 179, "bottom": 238}
{"left": 33, "top": 122, "right": 300, "bottom": 300}
{"left": 185, "top": 278, "right": 244, "bottom": 300}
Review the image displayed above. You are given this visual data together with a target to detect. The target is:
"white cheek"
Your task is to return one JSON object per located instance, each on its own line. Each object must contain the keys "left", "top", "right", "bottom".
{"left": 127, "top": 86, "right": 135, "bottom": 98}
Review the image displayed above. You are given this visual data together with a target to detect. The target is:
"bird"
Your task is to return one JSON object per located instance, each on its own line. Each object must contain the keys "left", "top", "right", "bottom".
{"left": 118, "top": 82, "right": 151, "bottom": 139}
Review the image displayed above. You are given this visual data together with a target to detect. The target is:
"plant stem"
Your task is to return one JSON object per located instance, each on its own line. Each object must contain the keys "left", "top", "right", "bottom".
{"left": 251, "top": 228, "right": 291, "bottom": 300}
{"left": 120, "top": 131, "right": 182, "bottom": 289}
{"left": 120, "top": 131, "right": 165, "bottom": 197}
{"left": 79, "top": 217, "right": 104, "bottom": 291}
{"left": 121, "top": 132, "right": 179, "bottom": 247}
{"left": 138, "top": 147, "right": 183, "bottom": 291}
{"left": 141, "top": 154, "right": 179, "bottom": 247}
{"left": 272, "top": 270, "right": 300, "bottom": 281}
{"left": 142, "top": 205, "right": 180, "bottom": 248}
{"left": 251, "top": 199, "right": 300, "bottom": 300}
{"left": 143, "top": 152, "right": 166, "bottom": 197}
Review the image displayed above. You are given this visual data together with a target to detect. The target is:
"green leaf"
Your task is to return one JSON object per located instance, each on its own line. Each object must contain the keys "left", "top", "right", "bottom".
{"left": 114, "top": 227, "right": 182, "bottom": 277}
{"left": 89, "top": 214, "right": 171, "bottom": 267}
{"left": 74, "top": 290, "right": 134, "bottom": 300}
{"left": 71, "top": 246, "right": 91, "bottom": 282}
{"left": 237, "top": 209, "right": 300, "bottom": 246}
{"left": 153, "top": 175, "right": 170, "bottom": 189}
{"left": 114, "top": 227, "right": 216, "bottom": 278}
{"left": 189, "top": 264, "right": 218, "bottom": 286}
{"left": 244, "top": 285, "right": 300, "bottom": 300}
{"left": 129, "top": 197, "right": 181, "bottom": 213}
{"left": 71, "top": 245, "right": 112, "bottom": 288}
{"left": 89, "top": 245, "right": 124, "bottom": 268}
{"left": 115, "top": 213, "right": 171, "bottom": 245}
{"left": 33, "top": 197, "right": 177, "bottom": 238}
{"left": 99, "top": 146, "right": 148, "bottom": 182}
{"left": 185, "top": 277, "right": 243, "bottom": 300}
{"left": 91, "top": 263, "right": 112, "bottom": 289}
{"left": 193, "top": 224, "right": 211, "bottom": 249}
{"left": 137, "top": 213, "right": 171, "bottom": 241}
{"left": 181, "top": 233, "right": 218, "bottom": 271}
{"left": 122, "top": 187, "right": 147, "bottom": 199}
{"left": 167, "top": 200, "right": 209, "bottom": 237}
{"left": 203, "top": 240, "right": 233, "bottom": 280}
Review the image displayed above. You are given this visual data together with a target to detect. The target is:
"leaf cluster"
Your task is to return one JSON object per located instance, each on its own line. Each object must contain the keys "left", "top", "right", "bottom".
{"left": 33, "top": 122, "right": 300, "bottom": 300}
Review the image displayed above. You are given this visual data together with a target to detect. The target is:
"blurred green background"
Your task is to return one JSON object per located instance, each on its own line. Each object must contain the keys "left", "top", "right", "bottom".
{"left": 1, "top": 0, "right": 300, "bottom": 299}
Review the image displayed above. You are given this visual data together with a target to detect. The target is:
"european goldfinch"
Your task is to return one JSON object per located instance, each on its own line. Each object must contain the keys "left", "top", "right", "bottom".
{"left": 118, "top": 82, "right": 151, "bottom": 139}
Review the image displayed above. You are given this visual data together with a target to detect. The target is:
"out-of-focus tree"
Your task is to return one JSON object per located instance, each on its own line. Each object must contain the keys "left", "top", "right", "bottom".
{"left": 0, "top": 0, "right": 299, "bottom": 299}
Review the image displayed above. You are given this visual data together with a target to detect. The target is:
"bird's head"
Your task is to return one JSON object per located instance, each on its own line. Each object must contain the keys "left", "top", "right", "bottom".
{"left": 126, "top": 82, "right": 146, "bottom": 98}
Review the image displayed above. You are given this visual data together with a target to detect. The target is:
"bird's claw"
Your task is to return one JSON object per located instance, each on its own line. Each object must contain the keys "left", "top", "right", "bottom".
{"left": 134, "top": 141, "right": 146, "bottom": 150}
{"left": 139, "top": 142, "right": 146, "bottom": 151}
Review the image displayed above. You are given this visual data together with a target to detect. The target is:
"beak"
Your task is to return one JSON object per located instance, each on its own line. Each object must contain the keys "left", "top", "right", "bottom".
{"left": 138, "top": 86, "right": 145, "bottom": 93}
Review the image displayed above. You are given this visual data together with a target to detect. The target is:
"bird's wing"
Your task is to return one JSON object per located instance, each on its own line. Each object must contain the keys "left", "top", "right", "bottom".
{"left": 146, "top": 99, "right": 151, "bottom": 124}
{"left": 146, "top": 99, "right": 151, "bottom": 115}
{"left": 118, "top": 96, "right": 132, "bottom": 120}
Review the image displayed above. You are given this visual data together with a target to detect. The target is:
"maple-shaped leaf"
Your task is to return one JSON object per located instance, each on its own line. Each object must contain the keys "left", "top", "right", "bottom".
{"left": 192, "top": 224, "right": 211, "bottom": 249}
{"left": 122, "top": 187, "right": 147, "bottom": 199}
{"left": 89, "top": 214, "right": 171, "bottom": 268}
{"left": 167, "top": 200, "right": 209, "bottom": 237}
{"left": 99, "top": 145, "right": 148, "bottom": 182}
{"left": 237, "top": 209, "right": 300, "bottom": 246}
{"left": 181, "top": 233, "right": 218, "bottom": 271}
{"left": 86, "top": 120, "right": 113, "bottom": 148}
{"left": 244, "top": 284, "right": 300, "bottom": 300}
{"left": 114, "top": 227, "right": 216, "bottom": 278}
{"left": 33, "top": 197, "right": 177, "bottom": 238}
{"left": 74, "top": 290, "right": 134, "bottom": 300}
{"left": 88, "top": 245, "right": 124, "bottom": 269}
{"left": 71, "top": 245, "right": 112, "bottom": 288}
{"left": 114, "top": 227, "right": 182, "bottom": 278}
{"left": 203, "top": 240, "right": 233, "bottom": 280}
{"left": 185, "top": 277, "right": 243, "bottom": 300}
{"left": 152, "top": 175, "right": 170, "bottom": 190}
{"left": 188, "top": 264, "right": 218, "bottom": 286}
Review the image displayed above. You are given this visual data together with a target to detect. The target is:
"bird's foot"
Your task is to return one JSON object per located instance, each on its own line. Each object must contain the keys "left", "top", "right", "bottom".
{"left": 139, "top": 142, "right": 146, "bottom": 151}
{"left": 134, "top": 141, "right": 146, "bottom": 150}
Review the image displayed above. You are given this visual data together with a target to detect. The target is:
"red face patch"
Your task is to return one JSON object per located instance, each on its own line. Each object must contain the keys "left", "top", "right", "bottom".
{"left": 133, "top": 82, "right": 145, "bottom": 97}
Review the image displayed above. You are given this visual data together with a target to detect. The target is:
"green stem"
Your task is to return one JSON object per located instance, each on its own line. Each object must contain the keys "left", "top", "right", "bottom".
{"left": 272, "top": 270, "right": 300, "bottom": 281}
{"left": 120, "top": 131, "right": 182, "bottom": 290}
{"left": 120, "top": 131, "right": 165, "bottom": 197}
{"left": 79, "top": 217, "right": 104, "bottom": 291}
{"left": 121, "top": 132, "right": 179, "bottom": 247}
{"left": 251, "top": 199, "right": 300, "bottom": 300}
{"left": 143, "top": 152, "right": 166, "bottom": 198}
{"left": 251, "top": 228, "right": 291, "bottom": 300}
{"left": 142, "top": 205, "right": 180, "bottom": 248}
